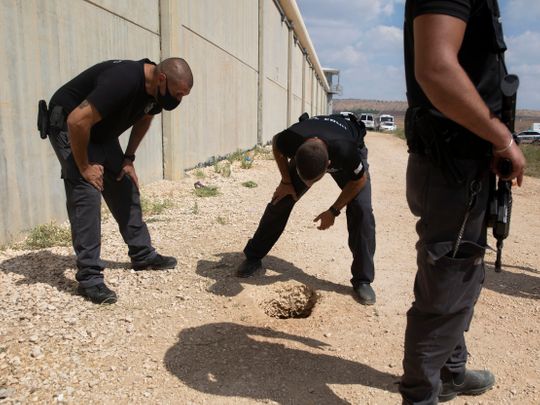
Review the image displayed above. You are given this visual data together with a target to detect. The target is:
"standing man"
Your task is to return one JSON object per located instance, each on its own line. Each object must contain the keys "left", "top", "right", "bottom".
{"left": 400, "top": 1, "right": 525, "bottom": 403}
{"left": 47, "top": 58, "right": 193, "bottom": 304}
{"left": 236, "top": 113, "right": 377, "bottom": 305}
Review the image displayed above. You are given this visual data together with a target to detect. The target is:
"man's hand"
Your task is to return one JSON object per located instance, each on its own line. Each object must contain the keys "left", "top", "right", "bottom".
{"left": 82, "top": 163, "right": 104, "bottom": 191}
{"left": 272, "top": 182, "right": 297, "bottom": 205}
{"left": 492, "top": 140, "right": 526, "bottom": 186}
{"left": 117, "top": 160, "right": 139, "bottom": 190}
{"left": 314, "top": 210, "right": 335, "bottom": 230}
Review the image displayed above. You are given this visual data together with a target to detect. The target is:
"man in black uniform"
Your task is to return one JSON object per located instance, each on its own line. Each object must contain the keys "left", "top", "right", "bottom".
{"left": 236, "top": 113, "right": 377, "bottom": 305}
{"left": 47, "top": 57, "right": 193, "bottom": 304}
{"left": 400, "top": 1, "right": 526, "bottom": 403}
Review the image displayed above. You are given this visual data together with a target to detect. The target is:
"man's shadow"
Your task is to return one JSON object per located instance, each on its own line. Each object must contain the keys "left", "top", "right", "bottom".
{"left": 0, "top": 250, "right": 130, "bottom": 296}
{"left": 164, "top": 322, "right": 399, "bottom": 404}
{"left": 196, "top": 252, "right": 352, "bottom": 297}
{"left": 484, "top": 262, "right": 539, "bottom": 300}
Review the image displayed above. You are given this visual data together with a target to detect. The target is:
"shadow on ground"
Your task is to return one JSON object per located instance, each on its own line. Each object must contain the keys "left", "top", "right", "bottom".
{"left": 484, "top": 261, "right": 539, "bottom": 300}
{"left": 0, "top": 250, "right": 130, "bottom": 296}
{"left": 196, "top": 252, "right": 352, "bottom": 298}
{"left": 164, "top": 322, "right": 399, "bottom": 404}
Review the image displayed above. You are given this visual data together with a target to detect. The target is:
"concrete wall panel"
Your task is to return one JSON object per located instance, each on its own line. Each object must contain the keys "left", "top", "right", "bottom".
{"left": 180, "top": 0, "right": 258, "bottom": 69}
{"left": 262, "top": 80, "right": 288, "bottom": 142}
{"left": 177, "top": 29, "right": 258, "bottom": 168}
{"left": 89, "top": 0, "right": 160, "bottom": 33}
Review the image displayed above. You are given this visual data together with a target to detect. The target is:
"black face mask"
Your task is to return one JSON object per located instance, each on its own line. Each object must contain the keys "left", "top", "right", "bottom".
{"left": 157, "top": 78, "right": 180, "bottom": 111}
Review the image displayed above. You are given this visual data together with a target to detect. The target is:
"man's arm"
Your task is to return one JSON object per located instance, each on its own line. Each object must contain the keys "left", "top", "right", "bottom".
{"left": 313, "top": 174, "right": 367, "bottom": 230}
{"left": 66, "top": 100, "right": 103, "bottom": 190}
{"left": 125, "top": 114, "right": 154, "bottom": 156}
{"left": 116, "top": 114, "right": 154, "bottom": 190}
{"left": 414, "top": 14, "right": 525, "bottom": 185}
{"left": 271, "top": 134, "right": 297, "bottom": 203}
{"left": 331, "top": 175, "right": 367, "bottom": 211}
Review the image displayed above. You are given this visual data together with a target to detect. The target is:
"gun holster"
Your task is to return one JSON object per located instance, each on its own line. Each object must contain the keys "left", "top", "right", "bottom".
{"left": 37, "top": 100, "right": 49, "bottom": 139}
{"left": 406, "top": 107, "right": 465, "bottom": 185}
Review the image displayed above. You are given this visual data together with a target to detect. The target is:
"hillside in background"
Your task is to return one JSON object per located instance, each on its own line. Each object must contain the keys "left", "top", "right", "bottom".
{"left": 333, "top": 99, "right": 540, "bottom": 132}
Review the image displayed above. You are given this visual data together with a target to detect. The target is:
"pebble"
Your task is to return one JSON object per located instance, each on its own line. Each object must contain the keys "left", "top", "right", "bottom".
{"left": 31, "top": 346, "right": 43, "bottom": 359}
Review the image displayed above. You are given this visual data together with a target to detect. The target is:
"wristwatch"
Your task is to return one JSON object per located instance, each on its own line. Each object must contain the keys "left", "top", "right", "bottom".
{"left": 329, "top": 206, "right": 341, "bottom": 217}
{"left": 123, "top": 153, "right": 136, "bottom": 162}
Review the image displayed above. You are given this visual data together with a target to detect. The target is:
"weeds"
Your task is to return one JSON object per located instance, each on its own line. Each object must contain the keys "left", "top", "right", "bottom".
{"left": 242, "top": 181, "right": 258, "bottom": 188}
{"left": 214, "top": 161, "right": 232, "bottom": 177}
{"left": 216, "top": 216, "right": 227, "bottom": 225}
{"left": 23, "top": 222, "right": 72, "bottom": 249}
{"left": 191, "top": 201, "right": 199, "bottom": 214}
{"left": 227, "top": 149, "right": 245, "bottom": 163}
{"left": 522, "top": 143, "right": 540, "bottom": 178}
{"left": 392, "top": 128, "right": 406, "bottom": 140}
{"left": 194, "top": 185, "right": 219, "bottom": 197}
{"left": 141, "top": 196, "right": 173, "bottom": 216}
{"left": 254, "top": 145, "right": 274, "bottom": 160}
{"left": 194, "top": 169, "right": 206, "bottom": 179}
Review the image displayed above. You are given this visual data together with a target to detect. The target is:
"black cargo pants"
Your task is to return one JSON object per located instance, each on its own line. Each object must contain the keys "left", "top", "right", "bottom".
{"left": 244, "top": 147, "right": 375, "bottom": 286}
{"left": 48, "top": 108, "right": 156, "bottom": 288}
{"left": 399, "top": 153, "right": 490, "bottom": 405}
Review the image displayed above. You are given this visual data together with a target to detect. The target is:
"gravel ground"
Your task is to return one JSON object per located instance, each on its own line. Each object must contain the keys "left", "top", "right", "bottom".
{"left": 1, "top": 133, "right": 539, "bottom": 404}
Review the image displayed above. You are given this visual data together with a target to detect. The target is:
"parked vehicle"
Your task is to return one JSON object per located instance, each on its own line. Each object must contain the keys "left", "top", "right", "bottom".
{"left": 517, "top": 130, "right": 540, "bottom": 144}
{"left": 359, "top": 113, "right": 375, "bottom": 130}
{"left": 377, "top": 114, "right": 397, "bottom": 132}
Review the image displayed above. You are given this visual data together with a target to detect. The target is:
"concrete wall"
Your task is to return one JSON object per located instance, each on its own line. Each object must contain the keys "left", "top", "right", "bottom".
{"left": 0, "top": 0, "right": 329, "bottom": 244}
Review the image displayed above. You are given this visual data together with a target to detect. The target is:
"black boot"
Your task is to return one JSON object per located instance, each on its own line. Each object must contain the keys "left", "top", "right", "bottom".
{"left": 132, "top": 254, "right": 177, "bottom": 271}
{"left": 353, "top": 284, "right": 376, "bottom": 305}
{"left": 439, "top": 369, "right": 495, "bottom": 402}
{"left": 77, "top": 283, "right": 117, "bottom": 304}
{"left": 236, "top": 259, "right": 262, "bottom": 278}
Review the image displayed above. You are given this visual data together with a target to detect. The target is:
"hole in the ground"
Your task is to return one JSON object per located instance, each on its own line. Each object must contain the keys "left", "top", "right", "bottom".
{"left": 263, "top": 283, "right": 318, "bottom": 319}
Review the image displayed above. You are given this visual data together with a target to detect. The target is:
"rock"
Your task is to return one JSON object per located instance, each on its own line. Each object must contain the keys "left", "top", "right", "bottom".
{"left": 0, "top": 388, "right": 15, "bottom": 399}
{"left": 31, "top": 346, "right": 43, "bottom": 358}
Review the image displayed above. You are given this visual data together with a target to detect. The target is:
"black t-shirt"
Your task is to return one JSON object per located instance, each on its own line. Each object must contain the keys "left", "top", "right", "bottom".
{"left": 49, "top": 59, "right": 162, "bottom": 143}
{"left": 404, "top": 0, "right": 506, "bottom": 114}
{"left": 275, "top": 115, "right": 366, "bottom": 180}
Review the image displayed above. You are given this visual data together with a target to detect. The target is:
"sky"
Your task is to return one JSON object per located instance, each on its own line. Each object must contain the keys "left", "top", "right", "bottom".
{"left": 296, "top": 0, "right": 540, "bottom": 110}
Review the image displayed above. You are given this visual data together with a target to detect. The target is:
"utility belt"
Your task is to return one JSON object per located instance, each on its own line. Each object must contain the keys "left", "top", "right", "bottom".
{"left": 405, "top": 107, "right": 491, "bottom": 184}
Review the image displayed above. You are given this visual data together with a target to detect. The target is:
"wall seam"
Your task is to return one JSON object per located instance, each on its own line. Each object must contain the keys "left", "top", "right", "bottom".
{"left": 82, "top": 0, "right": 160, "bottom": 36}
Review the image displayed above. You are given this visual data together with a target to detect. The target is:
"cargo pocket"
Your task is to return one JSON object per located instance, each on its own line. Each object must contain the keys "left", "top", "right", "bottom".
{"left": 415, "top": 241, "right": 485, "bottom": 315}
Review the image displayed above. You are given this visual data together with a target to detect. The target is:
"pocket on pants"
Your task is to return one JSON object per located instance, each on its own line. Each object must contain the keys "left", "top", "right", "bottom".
{"left": 415, "top": 241, "right": 485, "bottom": 315}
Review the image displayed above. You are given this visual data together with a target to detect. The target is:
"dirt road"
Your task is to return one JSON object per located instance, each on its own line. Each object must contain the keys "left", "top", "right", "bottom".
{"left": 1, "top": 133, "right": 539, "bottom": 404}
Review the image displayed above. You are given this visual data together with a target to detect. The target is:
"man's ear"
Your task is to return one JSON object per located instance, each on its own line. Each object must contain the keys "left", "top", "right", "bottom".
{"left": 327, "top": 160, "right": 331, "bottom": 168}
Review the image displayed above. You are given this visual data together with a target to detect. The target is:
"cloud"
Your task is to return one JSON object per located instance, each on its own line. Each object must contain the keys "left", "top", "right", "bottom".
{"left": 505, "top": 31, "right": 540, "bottom": 109}
{"left": 503, "top": 0, "right": 540, "bottom": 34}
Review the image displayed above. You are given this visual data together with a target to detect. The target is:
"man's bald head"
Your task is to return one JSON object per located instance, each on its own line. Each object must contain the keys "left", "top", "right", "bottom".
{"left": 157, "top": 57, "right": 193, "bottom": 88}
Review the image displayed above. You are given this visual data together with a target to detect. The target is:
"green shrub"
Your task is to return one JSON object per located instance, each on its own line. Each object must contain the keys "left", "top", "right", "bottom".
{"left": 522, "top": 143, "right": 540, "bottom": 178}
{"left": 141, "top": 197, "right": 173, "bottom": 216}
{"left": 242, "top": 181, "right": 258, "bottom": 188}
{"left": 194, "top": 169, "right": 206, "bottom": 179}
{"left": 23, "top": 222, "right": 71, "bottom": 249}
{"left": 194, "top": 185, "right": 219, "bottom": 197}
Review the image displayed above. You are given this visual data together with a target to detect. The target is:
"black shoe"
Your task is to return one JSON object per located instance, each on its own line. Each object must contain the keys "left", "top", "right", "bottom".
{"left": 353, "top": 284, "right": 376, "bottom": 305}
{"left": 236, "top": 259, "right": 262, "bottom": 278}
{"left": 77, "top": 283, "right": 117, "bottom": 304}
{"left": 132, "top": 254, "right": 177, "bottom": 271}
{"left": 439, "top": 369, "right": 495, "bottom": 402}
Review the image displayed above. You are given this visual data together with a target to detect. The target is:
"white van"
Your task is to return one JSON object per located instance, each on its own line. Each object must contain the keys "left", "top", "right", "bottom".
{"left": 377, "top": 114, "right": 397, "bottom": 131}
{"left": 360, "top": 113, "right": 375, "bottom": 130}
